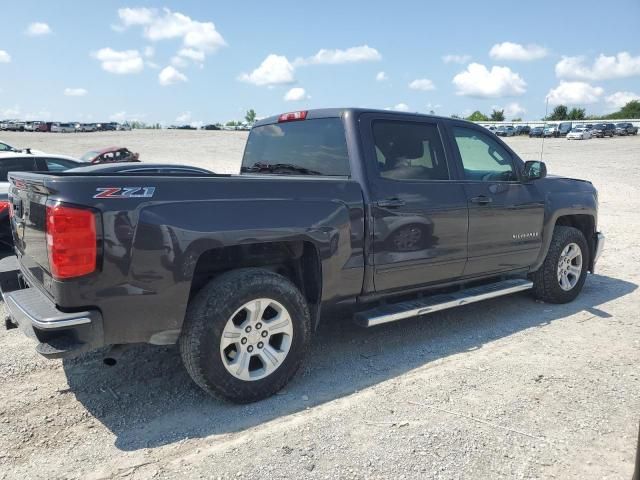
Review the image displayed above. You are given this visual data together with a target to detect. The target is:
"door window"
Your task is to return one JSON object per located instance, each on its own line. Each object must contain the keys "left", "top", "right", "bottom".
{"left": 0, "top": 158, "right": 38, "bottom": 181}
{"left": 372, "top": 121, "right": 449, "bottom": 181}
{"left": 453, "top": 127, "right": 517, "bottom": 181}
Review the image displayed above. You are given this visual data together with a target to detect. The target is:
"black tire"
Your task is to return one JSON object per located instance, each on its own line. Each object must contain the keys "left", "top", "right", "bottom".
{"left": 179, "top": 268, "right": 311, "bottom": 403}
{"left": 530, "top": 226, "right": 589, "bottom": 304}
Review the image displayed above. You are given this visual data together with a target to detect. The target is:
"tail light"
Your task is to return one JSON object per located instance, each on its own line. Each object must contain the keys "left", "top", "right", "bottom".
{"left": 46, "top": 204, "right": 97, "bottom": 279}
{"left": 278, "top": 111, "right": 308, "bottom": 123}
{"left": 0, "top": 200, "right": 8, "bottom": 215}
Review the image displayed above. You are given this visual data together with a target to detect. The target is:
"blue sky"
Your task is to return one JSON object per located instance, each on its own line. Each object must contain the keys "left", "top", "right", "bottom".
{"left": 1, "top": 0, "right": 639, "bottom": 124}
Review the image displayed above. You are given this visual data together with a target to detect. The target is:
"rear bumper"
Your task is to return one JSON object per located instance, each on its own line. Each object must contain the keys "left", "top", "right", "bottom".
{"left": 1, "top": 255, "right": 104, "bottom": 359}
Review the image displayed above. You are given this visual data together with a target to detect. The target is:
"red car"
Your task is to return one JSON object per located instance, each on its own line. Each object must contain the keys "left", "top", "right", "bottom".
{"left": 80, "top": 147, "right": 140, "bottom": 164}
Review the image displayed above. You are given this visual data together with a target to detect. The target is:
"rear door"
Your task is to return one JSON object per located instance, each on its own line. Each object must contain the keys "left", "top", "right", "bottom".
{"left": 359, "top": 113, "right": 469, "bottom": 292}
{"left": 449, "top": 123, "right": 544, "bottom": 276}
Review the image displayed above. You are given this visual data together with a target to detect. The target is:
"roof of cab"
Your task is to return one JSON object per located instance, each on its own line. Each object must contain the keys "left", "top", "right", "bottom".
{"left": 253, "top": 108, "right": 458, "bottom": 128}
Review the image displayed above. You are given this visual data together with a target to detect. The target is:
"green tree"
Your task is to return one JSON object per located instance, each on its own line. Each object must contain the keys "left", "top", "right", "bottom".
{"left": 568, "top": 108, "right": 586, "bottom": 120}
{"left": 466, "top": 110, "right": 489, "bottom": 122}
{"left": 511, "top": 117, "right": 522, "bottom": 122}
{"left": 245, "top": 109, "right": 257, "bottom": 124}
{"left": 490, "top": 109, "right": 505, "bottom": 121}
{"left": 607, "top": 100, "right": 640, "bottom": 119}
{"left": 548, "top": 105, "right": 568, "bottom": 120}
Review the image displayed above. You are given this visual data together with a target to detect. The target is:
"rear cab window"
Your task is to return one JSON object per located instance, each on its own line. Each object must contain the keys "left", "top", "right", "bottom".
{"left": 241, "top": 117, "right": 350, "bottom": 176}
{"left": 0, "top": 157, "right": 39, "bottom": 182}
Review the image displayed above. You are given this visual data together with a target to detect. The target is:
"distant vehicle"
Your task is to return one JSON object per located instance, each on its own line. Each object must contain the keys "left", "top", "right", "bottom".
{"left": 67, "top": 163, "right": 214, "bottom": 174}
{"left": 543, "top": 124, "right": 559, "bottom": 137}
{"left": 118, "top": 123, "right": 132, "bottom": 131}
{"left": 204, "top": 124, "right": 221, "bottom": 130}
{"left": 36, "top": 122, "right": 52, "bottom": 132}
{"left": 6, "top": 121, "right": 25, "bottom": 132}
{"left": 176, "top": 125, "right": 197, "bottom": 130}
{"left": 567, "top": 127, "right": 591, "bottom": 140}
{"left": 24, "top": 122, "right": 35, "bottom": 132}
{"left": 529, "top": 127, "right": 544, "bottom": 138}
{"left": 80, "top": 146, "right": 140, "bottom": 164}
{"left": 496, "top": 126, "right": 516, "bottom": 137}
{"left": 615, "top": 122, "right": 638, "bottom": 136}
{"left": 98, "top": 122, "right": 118, "bottom": 131}
{"left": 515, "top": 125, "right": 531, "bottom": 135}
{"left": 0, "top": 152, "right": 83, "bottom": 246}
{"left": 51, "top": 123, "right": 76, "bottom": 133}
{"left": 592, "top": 123, "right": 615, "bottom": 138}
{"left": 76, "top": 123, "right": 98, "bottom": 132}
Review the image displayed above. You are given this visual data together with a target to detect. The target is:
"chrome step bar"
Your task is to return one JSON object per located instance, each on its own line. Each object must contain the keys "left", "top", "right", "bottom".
{"left": 355, "top": 278, "right": 533, "bottom": 327}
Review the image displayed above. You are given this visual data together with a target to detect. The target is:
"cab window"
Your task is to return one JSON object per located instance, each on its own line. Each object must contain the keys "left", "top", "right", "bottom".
{"left": 453, "top": 127, "right": 517, "bottom": 181}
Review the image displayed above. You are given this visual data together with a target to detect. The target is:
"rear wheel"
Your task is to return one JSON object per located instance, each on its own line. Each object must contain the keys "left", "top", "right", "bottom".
{"left": 530, "top": 226, "right": 589, "bottom": 303}
{"left": 180, "top": 268, "right": 311, "bottom": 403}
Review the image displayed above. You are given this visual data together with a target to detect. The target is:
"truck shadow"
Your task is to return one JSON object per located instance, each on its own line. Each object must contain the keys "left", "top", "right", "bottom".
{"left": 61, "top": 273, "right": 636, "bottom": 452}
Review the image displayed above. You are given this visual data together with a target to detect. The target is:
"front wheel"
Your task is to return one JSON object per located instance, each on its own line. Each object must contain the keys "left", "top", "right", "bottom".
{"left": 180, "top": 268, "right": 311, "bottom": 403}
{"left": 530, "top": 226, "right": 589, "bottom": 304}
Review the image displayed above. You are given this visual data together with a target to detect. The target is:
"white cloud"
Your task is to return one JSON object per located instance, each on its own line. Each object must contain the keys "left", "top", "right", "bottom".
{"left": 385, "top": 103, "right": 410, "bottom": 112}
{"left": 546, "top": 81, "right": 604, "bottom": 105}
{"left": 239, "top": 54, "right": 295, "bottom": 86}
{"left": 159, "top": 66, "right": 188, "bottom": 86}
{"left": 555, "top": 52, "right": 640, "bottom": 80}
{"left": 453, "top": 63, "right": 526, "bottom": 98}
{"left": 442, "top": 54, "right": 471, "bottom": 64}
{"left": 143, "top": 46, "right": 155, "bottom": 57}
{"left": 284, "top": 87, "right": 309, "bottom": 101}
{"left": 376, "top": 71, "right": 388, "bottom": 82}
{"left": 295, "top": 45, "right": 381, "bottom": 66}
{"left": 409, "top": 78, "right": 435, "bottom": 91}
{"left": 178, "top": 48, "right": 205, "bottom": 62}
{"left": 122, "top": 8, "right": 226, "bottom": 52}
{"left": 64, "top": 88, "right": 88, "bottom": 97}
{"left": 118, "top": 7, "right": 157, "bottom": 26}
{"left": 0, "top": 50, "right": 11, "bottom": 63}
{"left": 493, "top": 102, "right": 526, "bottom": 118}
{"left": 26, "top": 22, "right": 52, "bottom": 36}
{"left": 171, "top": 56, "right": 189, "bottom": 68}
{"left": 489, "top": 42, "right": 547, "bottom": 61}
{"left": 176, "top": 111, "right": 192, "bottom": 122}
{"left": 92, "top": 48, "right": 143, "bottom": 74}
{"left": 605, "top": 91, "right": 640, "bottom": 109}
{"left": 426, "top": 103, "right": 441, "bottom": 112}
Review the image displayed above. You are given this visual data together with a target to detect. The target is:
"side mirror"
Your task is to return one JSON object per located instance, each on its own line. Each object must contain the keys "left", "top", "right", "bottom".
{"left": 523, "top": 160, "right": 547, "bottom": 181}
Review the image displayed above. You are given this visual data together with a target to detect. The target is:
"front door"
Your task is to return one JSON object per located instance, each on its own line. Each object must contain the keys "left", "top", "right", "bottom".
{"left": 450, "top": 124, "right": 545, "bottom": 276}
{"left": 360, "top": 114, "right": 469, "bottom": 292}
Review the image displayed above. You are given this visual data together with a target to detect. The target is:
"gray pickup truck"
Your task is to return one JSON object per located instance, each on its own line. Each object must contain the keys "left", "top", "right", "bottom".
{"left": 1, "top": 108, "right": 604, "bottom": 403}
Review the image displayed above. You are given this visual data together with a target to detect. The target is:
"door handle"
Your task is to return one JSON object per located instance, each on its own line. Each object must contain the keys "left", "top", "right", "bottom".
{"left": 376, "top": 198, "right": 406, "bottom": 208}
{"left": 470, "top": 195, "right": 493, "bottom": 205}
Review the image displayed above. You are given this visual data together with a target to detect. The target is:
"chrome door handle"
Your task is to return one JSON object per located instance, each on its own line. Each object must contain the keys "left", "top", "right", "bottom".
{"left": 376, "top": 198, "right": 406, "bottom": 208}
{"left": 470, "top": 195, "right": 493, "bottom": 205}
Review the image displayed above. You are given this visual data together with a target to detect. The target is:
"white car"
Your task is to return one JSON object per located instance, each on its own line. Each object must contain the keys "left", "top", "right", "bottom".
{"left": 567, "top": 127, "right": 591, "bottom": 140}
{"left": 51, "top": 122, "right": 76, "bottom": 133}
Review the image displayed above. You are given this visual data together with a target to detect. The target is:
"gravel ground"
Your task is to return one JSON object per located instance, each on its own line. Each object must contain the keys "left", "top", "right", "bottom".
{"left": 0, "top": 131, "right": 638, "bottom": 479}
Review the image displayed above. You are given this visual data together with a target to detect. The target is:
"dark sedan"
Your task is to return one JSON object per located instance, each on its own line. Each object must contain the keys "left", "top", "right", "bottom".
{"left": 529, "top": 127, "right": 544, "bottom": 137}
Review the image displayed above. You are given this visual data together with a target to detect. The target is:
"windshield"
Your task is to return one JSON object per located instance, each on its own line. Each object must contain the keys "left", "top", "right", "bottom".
{"left": 81, "top": 151, "right": 99, "bottom": 162}
{"left": 241, "top": 118, "right": 350, "bottom": 176}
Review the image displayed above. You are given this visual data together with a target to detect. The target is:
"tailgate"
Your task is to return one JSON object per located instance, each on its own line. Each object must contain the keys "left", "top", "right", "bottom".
{"left": 9, "top": 175, "right": 51, "bottom": 277}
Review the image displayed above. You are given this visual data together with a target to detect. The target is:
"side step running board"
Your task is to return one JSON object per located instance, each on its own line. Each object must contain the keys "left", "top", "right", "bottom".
{"left": 355, "top": 278, "right": 533, "bottom": 327}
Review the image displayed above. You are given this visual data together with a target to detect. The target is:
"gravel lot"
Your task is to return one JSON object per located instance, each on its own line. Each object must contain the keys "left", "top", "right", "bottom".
{"left": 0, "top": 131, "right": 638, "bottom": 479}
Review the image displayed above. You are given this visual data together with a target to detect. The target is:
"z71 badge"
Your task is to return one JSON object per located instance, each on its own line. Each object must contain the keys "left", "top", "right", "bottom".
{"left": 93, "top": 187, "right": 156, "bottom": 199}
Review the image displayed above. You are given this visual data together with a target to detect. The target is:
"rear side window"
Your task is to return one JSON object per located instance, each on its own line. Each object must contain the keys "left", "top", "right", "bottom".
{"left": 0, "top": 158, "right": 39, "bottom": 181}
{"left": 241, "top": 118, "right": 350, "bottom": 176}
{"left": 372, "top": 121, "right": 449, "bottom": 181}
{"left": 45, "top": 158, "right": 77, "bottom": 171}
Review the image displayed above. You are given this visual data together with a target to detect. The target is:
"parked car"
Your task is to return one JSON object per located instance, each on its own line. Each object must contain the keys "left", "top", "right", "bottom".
{"left": 0, "top": 152, "right": 83, "bottom": 246}
{"left": 67, "top": 163, "right": 214, "bottom": 174}
{"left": 51, "top": 123, "right": 76, "bottom": 133}
{"left": 496, "top": 126, "right": 516, "bottom": 137}
{"left": 592, "top": 123, "right": 616, "bottom": 138}
{"left": 529, "top": 127, "right": 545, "bottom": 138}
{"left": 204, "top": 124, "right": 221, "bottom": 130}
{"left": 515, "top": 125, "right": 531, "bottom": 135}
{"left": 117, "top": 123, "right": 132, "bottom": 131}
{"left": 566, "top": 127, "right": 591, "bottom": 140}
{"left": 80, "top": 146, "right": 140, "bottom": 164}
{"left": 1, "top": 108, "right": 604, "bottom": 403}
{"left": 36, "top": 122, "right": 52, "bottom": 132}
{"left": 543, "top": 125, "right": 558, "bottom": 137}
{"left": 0, "top": 141, "right": 16, "bottom": 152}
{"left": 615, "top": 122, "right": 638, "bottom": 136}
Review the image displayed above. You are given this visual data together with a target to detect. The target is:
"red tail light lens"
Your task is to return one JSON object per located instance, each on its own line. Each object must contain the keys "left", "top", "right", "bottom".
{"left": 46, "top": 204, "right": 97, "bottom": 279}
{"left": 0, "top": 200, "right": 8, "bottom": 215}
{"left": 278, "top": 111, "right": 308, "bottom": 123}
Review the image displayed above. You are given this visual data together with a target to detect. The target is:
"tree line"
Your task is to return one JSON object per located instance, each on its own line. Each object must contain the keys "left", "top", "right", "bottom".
{"left": 461, "top": 100, "right": 640, "bottom": 123}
